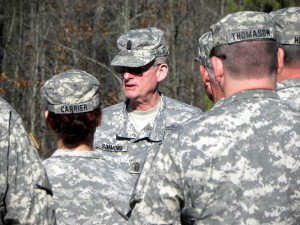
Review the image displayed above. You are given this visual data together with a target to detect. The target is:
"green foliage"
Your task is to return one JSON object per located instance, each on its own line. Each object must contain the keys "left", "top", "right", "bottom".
{"left": 227, "top": 0, "right": 238, "bottom": 12}
{"left": 203, "top": 95, "right": 214, "bottom": 111}
{"left": 226, "top": 0, "right": 300, "bottom": 13}
{"left": 244, "top": 0, "right": 300, "bottom": 12}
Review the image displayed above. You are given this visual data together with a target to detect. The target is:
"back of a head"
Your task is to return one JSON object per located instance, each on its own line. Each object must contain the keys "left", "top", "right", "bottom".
{"left": 196, "top": 31, "right": 219, "bottom": 82}
{"left": 210, "top": 11, "right": 278, "bottom": 78}
{"left": 195, "top": 31, "right": 213, "bottom": 69}
{"left": 270, "top": 7, "right": 300, "bottom": 67}
{"left": 42, "top": 69, "right": 101, "bottom": 148}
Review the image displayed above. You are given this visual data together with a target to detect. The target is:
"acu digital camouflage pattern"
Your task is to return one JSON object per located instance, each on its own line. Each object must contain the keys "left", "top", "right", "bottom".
{"left": 129, "top": 90, "right": 300, "bottom": 225}
{"left": 42, "top": 69, "right": 100, "bottom": 114}
{"left": 0, "top": 97, "right": 56, "bottom": 224}
{"left": 270, "top": 7, "right": 300, "bottom": 45}
{"left": 195, "top": 31, "right": 213, "bottom": 68}
{"left": 277, "top": 78, "right": 300, "bottom": 112}
{"left": 111, "top": 27, "right": 169, "bottom": 67}
{"left": 93, "top": 94, "right": 202, "bottom": 218}
{"left": 43, "top": 149, "right": 133, "bottom": 224}
{"left": 211, "top": 11, "right": 277, "bottom": 48}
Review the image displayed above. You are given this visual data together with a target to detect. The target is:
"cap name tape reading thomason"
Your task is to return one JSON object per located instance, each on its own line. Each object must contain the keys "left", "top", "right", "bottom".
{"left": 227, "top": 27, "right": 275, "bottom": 44}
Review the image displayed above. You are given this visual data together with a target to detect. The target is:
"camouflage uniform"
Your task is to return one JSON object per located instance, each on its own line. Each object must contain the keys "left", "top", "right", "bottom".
{"left": 94, "top": 27, "right": 202, "bottom": 218}
{"left": 94, "top": 95, "right": 202, "bottom": 215}
{"left": 129, "top": 12, "right": 300, "bottom": 224}
{"left": 270, "top": 7, "right": 300, "bottom": 112}
{"left": 42, "top": 70, "right": 129, "bottom": 224}
{"left": 276, "top": 78, "right": 300, "bottom": 112}
{"left": 43, "top": 150, "right": 133, "bottom": 225}
{"left": 0, "top": 97, "right": 55, "bottom": 224}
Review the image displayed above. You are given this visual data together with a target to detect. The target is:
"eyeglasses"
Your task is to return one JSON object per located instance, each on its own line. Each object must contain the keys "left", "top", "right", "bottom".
{"left": 114, "top": 62, "right": 158, "bottom": 75}
{"left": 114, "top": 66, "right": 146, "bottom": 75}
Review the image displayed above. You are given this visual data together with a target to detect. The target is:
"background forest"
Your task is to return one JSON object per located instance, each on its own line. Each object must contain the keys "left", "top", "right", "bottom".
{"left": 1, "top": 0, "right": 300, "bottom": 158}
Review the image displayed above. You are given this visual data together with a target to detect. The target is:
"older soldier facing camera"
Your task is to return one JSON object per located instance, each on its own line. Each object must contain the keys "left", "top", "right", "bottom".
{"left": 129, "top": 12, "right": 300, "bottom": 224}
{"left": 0, "top": 98, "right": 55, "bottom": 223}
{"left": 270, "top": 7, "right": 300, "bottom": 112}
{"left": 42, "top": 70, "right": 133, "bottom": 224}
{"left": 93, "top": 27, "right": 202, "bottom": 218}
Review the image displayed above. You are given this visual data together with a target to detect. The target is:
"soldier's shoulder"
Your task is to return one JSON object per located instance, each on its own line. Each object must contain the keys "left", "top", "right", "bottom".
{"left": 102, "top": 102, "right": 125, "bottom": 113}
{"left": 0, "top": 97, "right": 15, "bottom": 115}
{"left": 0, "top": 97, "right": 25, "bottom": 129}
{"left": 163, "top": 96, "right": 202, "bottom": 114}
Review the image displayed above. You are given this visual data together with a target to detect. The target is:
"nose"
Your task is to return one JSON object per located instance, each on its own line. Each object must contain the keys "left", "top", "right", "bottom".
{"left": 123, "top": 71, "right": 134, "bottom": 80}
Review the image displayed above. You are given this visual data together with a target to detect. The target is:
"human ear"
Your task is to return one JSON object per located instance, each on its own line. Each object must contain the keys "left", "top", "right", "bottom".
{"left": 211, "top": 56, "right": 224, "bottom": 83}
{"left": 200, "top": 65, "right": 210, "bottom": 84}
{"left": 276, "top": 47, "right": 284, "bottom": 75}
{"left": 156, "top": 64, "right": 168, "bottom": 82}
{"left": 44, "top": 110, "right": 49, "bottom": 119}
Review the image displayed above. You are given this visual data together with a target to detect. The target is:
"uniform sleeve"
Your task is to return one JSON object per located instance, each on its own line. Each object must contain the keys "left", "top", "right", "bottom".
{"left": 129, "top": 131, "right": 183, "bottom": 225}
{"left": 4, "top": 113, "right": 56, "bottom": 224}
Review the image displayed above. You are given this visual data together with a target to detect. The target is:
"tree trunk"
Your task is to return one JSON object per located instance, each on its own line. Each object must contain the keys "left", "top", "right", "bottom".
{"left": 169, "top": 0, "right": 177, "bottom": 98}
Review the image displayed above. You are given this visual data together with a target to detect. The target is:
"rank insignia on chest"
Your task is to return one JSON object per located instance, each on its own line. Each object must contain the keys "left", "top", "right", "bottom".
{"left": 129, "top": 161, "right": 141, "bottom": 174}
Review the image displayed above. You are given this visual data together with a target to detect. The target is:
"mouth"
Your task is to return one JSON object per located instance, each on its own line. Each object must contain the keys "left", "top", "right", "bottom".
{"left": 124, "top": 84, "right": 137, "bottom": 89}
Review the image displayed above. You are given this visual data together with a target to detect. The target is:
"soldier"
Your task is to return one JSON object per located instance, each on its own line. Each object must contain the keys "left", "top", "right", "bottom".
{"left": 129, "top": 11, "right": 300, "bottom": 224}
{"left": 270, "top": 7, "right": 300, "bottom": 112}
{"left": 42, "top": 70, "right": 133, "bottom": 224}
{"left": 0, "top": 97, "right": 56, "bottom": 224}
{"left": 195, "top": 31, "right": 224, "bottom": 105}
{"left": 93, "top": 27, "right": 202, "bottom": 218}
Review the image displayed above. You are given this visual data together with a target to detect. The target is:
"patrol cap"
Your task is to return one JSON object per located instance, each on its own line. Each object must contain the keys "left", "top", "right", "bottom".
{"left": 270, "top": 7, "right": 300, "bottom": 45}
{"left": 42, "top": 69, "right": 101, "bottom": 114}
{"left": 111, "top": 27, "right": 169, "bottom": 67}
{"left": 195, "top": 31, "right": 213, "bottom": 68}
{"left": 211, "top": 11, "right": 277, "bottom": 48}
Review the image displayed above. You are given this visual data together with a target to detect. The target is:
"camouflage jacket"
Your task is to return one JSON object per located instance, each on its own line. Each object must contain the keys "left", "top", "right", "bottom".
{"left": 93, "top": 94, "right": 202, "bottom": 217}
{"left": 0, "top": 97, "right": 55, "bottom": 225}
{"left": 43, "top": 149, "right": 134, "bottom": 225}
{"left": 129, "top": 89, "right": 300, "bottom": 225}
{"left": 277, "top": 78, "right": 300, "bottom": 112}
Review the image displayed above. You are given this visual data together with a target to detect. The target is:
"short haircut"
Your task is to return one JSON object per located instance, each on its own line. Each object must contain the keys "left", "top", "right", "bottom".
{"left": 212, "top": 40, "right": 278, "bottom": 78}
{"left": 46, "top": 108, "right": 101, "bottom": 148}
{"left": 154, "top": 56, "right": 169, "bottom": 66}
{"left": 282, "top": 45, "right": 300, "bottom": 66}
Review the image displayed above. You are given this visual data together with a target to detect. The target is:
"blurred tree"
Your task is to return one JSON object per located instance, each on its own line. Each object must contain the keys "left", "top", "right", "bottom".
{"left": 0, "top": 0, "right": 298, "bottom": 158}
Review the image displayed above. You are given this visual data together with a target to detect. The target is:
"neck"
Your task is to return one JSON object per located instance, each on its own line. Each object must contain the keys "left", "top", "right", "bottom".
{"left": 277, "top": 66, "right": 300, "bottom": 83}
{"left": 224, "top": 74, "right": 276, "bottom": 98}
{"left": 129, "top": 92, "right": 161, "bottom": 111}
{"left": 211, "top": 84, "right": 224, "bottom": 104}
{"left": 57, "top": 137, "right": 93, "bottom": 151}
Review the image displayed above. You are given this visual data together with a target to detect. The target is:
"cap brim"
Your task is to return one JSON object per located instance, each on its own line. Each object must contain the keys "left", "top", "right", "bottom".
{"left": 111, "top": 55, "right": 155, "bottom": 67}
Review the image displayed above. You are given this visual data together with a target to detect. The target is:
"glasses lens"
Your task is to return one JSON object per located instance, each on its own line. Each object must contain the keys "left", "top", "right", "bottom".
{"left": 115, "top": 67, "right": 125, "bottom": 73}
{"left": 115, "top": 66, "right": 144, "bottom": 75}
{"left": 128, "top": 67, "right": 143, "bottom": 74}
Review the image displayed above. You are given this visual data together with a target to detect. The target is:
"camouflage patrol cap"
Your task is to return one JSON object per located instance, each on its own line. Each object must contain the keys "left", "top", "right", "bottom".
{"left": 211, "top": 11, "right": 277, "bottom": 48}
{"left": 42, "top": 69, "right": 100, "bottom": 114}
{"left": 195, "top": 31, "right": 213, "bottom": 68}
{"left": 111, "top": 27, "right": 169, "bottom": 67}
{"left": 270, "top": 7, "right": 300, "bottom": 45}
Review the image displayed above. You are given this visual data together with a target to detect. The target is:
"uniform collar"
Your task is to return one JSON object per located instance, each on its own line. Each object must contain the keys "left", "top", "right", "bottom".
{"left": 50, "top": 149, "right": 105, "bottom": 159}
{"left": 276, "top": 78, "right": 300, "bottom": 91}
{"left": 224, "top": 89, "right": 279, "bottom": 105}
{"left": 116, "top": 94, "right": 167, "bottom": 142}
